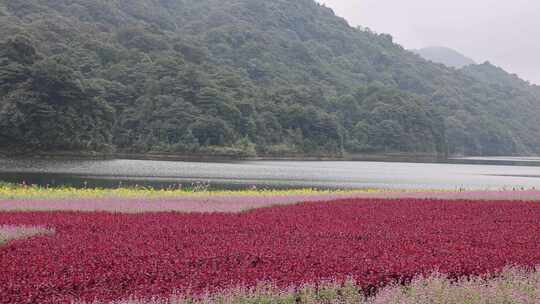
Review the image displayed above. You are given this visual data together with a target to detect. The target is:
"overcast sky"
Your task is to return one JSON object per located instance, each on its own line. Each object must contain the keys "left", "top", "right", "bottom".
{"left": 320, "top": 0, "right": 540, "bottom": 85}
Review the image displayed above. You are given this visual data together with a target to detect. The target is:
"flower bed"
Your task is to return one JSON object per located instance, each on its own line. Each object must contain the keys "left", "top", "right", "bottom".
{"left": 1, "top": 198, "right": 540, "bottom": 303}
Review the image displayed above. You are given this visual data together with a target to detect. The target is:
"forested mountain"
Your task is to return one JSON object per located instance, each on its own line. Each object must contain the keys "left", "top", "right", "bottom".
{"left": 1, "top": 0, "right": 540, "bottom": 157}
{"left": 412, "top": 47, "right": 475, "bottom": 68}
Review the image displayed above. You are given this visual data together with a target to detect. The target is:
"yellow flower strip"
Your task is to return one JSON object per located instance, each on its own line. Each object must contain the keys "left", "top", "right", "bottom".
{"left": 0, "top": 183, "right": 402, "bottom": 200}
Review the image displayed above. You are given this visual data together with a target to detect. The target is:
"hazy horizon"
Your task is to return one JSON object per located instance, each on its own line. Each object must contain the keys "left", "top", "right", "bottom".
{"left": 321, "top": 0, "right": 540, "bottom": 85}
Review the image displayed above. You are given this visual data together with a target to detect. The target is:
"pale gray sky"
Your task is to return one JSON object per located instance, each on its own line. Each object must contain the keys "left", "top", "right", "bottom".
{"left": 320, "top": 0, "right": 540, "bottom": 85}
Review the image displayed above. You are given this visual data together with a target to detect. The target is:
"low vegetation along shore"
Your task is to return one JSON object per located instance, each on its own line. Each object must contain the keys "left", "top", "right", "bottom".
{"left": 0, "top": 183, "right": 376, "bottom": 200}
{"left": 1, "top": 184, "right": 539, "bottom": 303}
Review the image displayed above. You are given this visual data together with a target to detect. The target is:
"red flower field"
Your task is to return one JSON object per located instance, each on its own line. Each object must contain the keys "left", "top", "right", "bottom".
{"left": 1, "top": 198, "right": 540, "bottom": 303}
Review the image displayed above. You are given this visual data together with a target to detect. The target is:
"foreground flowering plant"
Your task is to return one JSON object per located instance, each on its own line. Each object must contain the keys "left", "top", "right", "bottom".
{"left": 83, "top": 267, "right": 540, "bottom": 304}
{"left": 1, "top": 198, "right": 540, "bottom": 303}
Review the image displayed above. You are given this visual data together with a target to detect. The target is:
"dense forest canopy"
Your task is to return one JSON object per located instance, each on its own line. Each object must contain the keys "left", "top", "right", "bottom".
{"left": 1, "top": 0, "right": 540, "bottom": 157}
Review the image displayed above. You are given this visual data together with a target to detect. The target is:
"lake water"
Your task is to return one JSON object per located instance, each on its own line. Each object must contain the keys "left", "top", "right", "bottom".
{"left": 0, "top": 157, "right": 539, "bottom": 190}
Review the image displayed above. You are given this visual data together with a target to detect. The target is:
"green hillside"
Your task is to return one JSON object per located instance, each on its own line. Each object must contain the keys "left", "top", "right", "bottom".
{"left": 1, "top": 0, "right": 539, "bottom": 157}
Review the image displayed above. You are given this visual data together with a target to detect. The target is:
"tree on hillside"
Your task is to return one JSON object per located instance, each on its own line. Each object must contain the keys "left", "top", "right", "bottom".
{"left": 0, "top": 37, "right": 114, "bottom": 152}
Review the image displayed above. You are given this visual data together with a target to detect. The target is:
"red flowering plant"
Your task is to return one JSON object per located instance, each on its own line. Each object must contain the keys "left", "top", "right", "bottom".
{"left": 1, "top": 198, "right": 540, "bottom": 303}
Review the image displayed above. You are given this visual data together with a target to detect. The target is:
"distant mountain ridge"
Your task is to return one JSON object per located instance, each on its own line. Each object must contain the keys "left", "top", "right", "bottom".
{"left": 1, "top": 0, "right": 540, "bottom": 157}
{"left": 412, "top": 47, "right": 476, "bottom": 68}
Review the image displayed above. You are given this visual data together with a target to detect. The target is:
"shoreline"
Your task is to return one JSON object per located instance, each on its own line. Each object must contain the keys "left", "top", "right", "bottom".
{"left": 3, "top": 151, "right": 540, "bottom": 167}
{"left": 0, "top": 150, "right": 449, "bottom": 163}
